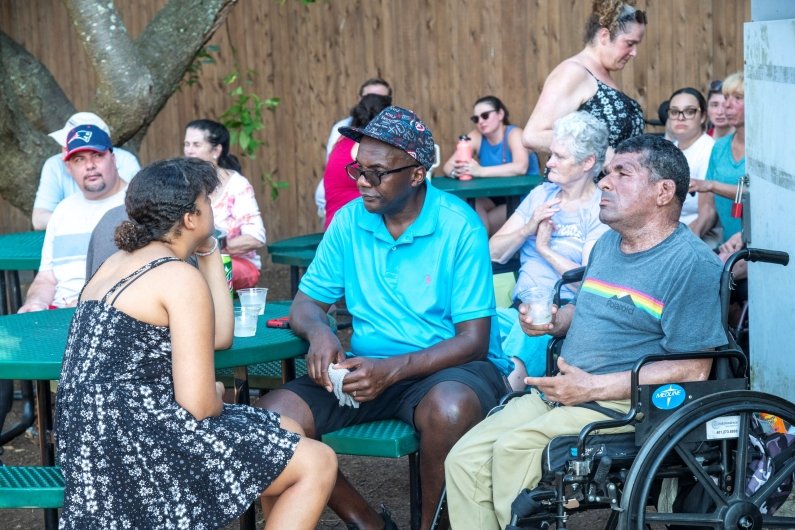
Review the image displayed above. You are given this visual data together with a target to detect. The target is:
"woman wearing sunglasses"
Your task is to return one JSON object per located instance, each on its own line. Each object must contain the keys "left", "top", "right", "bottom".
{"left": 442, "top": 95, "right": 540, "bottom": 234}
{"left": 522, "top": 1, "right": 646, "bottom": 156}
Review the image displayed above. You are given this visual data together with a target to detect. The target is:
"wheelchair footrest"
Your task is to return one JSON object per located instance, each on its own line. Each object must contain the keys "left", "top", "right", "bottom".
{"left": 542, "top": 432, "right": 638, "bottom": 479}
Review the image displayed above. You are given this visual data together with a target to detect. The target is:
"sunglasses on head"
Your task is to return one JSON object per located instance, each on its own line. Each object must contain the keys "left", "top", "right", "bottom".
{"left": 709, "top": 80, "right": 723, "bottom": 93}
{"left": 470, "top": 109, "right": 497, "bottom": 124}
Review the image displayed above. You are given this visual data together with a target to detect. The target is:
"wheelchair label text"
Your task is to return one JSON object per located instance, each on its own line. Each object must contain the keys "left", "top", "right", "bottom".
{"left": 705, "top": 416, "right": 740, "bottom": 439}
{"left": 652, "top": 384, "right": 686, "bottom": 410}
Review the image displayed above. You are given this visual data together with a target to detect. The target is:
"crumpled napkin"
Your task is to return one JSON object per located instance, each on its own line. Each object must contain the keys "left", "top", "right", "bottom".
{"left": 328, "top": 363, "right": 359, "bottom": 408}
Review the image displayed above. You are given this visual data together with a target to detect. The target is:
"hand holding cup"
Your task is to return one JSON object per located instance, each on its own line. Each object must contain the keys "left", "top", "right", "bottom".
{"left": 517, "top": 287, "right": 555, "bottom": 332}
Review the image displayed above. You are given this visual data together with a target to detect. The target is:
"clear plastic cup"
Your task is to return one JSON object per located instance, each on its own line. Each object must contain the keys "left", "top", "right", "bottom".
{"left": 518, "top": 287, "right": 553, "bottom": 326}
{"left": 234, "top": 305, "right": 259, "bottom": 337}
{"left": 237, "top": 287, "right": 268, "bottom": 315}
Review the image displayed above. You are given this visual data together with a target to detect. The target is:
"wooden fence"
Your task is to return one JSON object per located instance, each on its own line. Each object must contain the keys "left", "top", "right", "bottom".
{"left": 0, "top": 0, "right": 749, "bottom": 240}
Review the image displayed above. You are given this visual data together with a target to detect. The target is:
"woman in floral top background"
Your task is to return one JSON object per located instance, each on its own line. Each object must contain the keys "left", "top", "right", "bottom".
{"left": 184, "top": 119, "right": 266, "bottom": 289}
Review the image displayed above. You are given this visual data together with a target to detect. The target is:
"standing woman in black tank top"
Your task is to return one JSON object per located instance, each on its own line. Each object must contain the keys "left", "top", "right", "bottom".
{"left": 522, "top": 1, "right": 647, "bottom": 157}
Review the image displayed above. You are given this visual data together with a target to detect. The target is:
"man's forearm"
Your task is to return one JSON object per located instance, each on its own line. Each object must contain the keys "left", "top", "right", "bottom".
{"left": 31, "top": 208, "right": 53, "bottom": 231}
{"left": 590, "top": 358, "right": 712, "bottom": 402}
{"left": 19, "top": 272, "right": 57, "bottom": 312}
{"left": 377, "top": 318, "right": 490, "bottom": 385}
{"left": 551, "top": 304, "right": 575, "bottom": 337}
{"left": 289, "top": 292, "right": 335, "bottom": 341}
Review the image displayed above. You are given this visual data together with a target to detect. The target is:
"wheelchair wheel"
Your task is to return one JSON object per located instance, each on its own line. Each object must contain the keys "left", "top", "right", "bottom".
{"left": 621, "top": 390, "right": 795, "bottom": 529}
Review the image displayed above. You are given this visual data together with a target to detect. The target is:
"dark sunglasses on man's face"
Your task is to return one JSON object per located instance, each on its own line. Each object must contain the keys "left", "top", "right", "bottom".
{"left": 346, "top": 161, "right": 420, "bottom": 186}
{"left": 470, "top": 109, "right": 497, "bottom": 124}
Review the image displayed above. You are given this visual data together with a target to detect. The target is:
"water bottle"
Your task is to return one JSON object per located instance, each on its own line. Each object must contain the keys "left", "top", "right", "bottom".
{"left": 454, "top": 135, "right": 473, "bottom": 180}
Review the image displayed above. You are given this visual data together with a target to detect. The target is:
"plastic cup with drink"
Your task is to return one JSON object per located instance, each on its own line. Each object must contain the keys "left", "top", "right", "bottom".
{"left": 518, "top": 286, "right": 554, "bottom": 329}
{"left": 234, "top": 305, "right": 259, "bottom": 337}
{"left": 237, "top": 287, "right": 268, "bottom": 315}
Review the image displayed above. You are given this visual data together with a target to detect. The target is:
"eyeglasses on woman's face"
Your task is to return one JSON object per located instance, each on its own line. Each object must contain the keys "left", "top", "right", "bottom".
{"left": 470, "top": 109, "right": 497, "bottom": 124}
{"left": 346, "top": 161, "right": 420, "bottom": 186}
{"left": 668, "top": 107, "right": 700, "bottom": 120}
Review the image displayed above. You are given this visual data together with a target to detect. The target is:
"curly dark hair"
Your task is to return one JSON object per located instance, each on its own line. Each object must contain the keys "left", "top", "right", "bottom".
{"left": 185, "top": 119, "right": 242, "bottom": 173}
{"left": 114, "top": 158, "right": 220, "bottom": 252}
{"left": 584, "top": 0, "right": 647, "bottom": 43}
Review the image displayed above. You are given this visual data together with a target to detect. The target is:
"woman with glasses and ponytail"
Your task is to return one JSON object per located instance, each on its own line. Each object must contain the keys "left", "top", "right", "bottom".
{"left": 443, "top": 95, "right": 540, "bottom": 235}
{"left": 522, "top": 1, "right": 646, "bottom": 157}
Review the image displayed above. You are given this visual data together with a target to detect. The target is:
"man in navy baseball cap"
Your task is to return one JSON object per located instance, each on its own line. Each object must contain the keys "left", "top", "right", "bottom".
{"left": 19, "top": 124, "right": 126, "bottom": 313}
{"left": 257, "top": 105, "right": 507, "bottom": 529}
{"left": 63, "top": 124, "right": 113, "bottom": 161}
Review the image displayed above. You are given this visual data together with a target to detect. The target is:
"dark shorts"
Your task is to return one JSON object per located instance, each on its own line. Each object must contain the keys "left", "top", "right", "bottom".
{"left": 281, "top": 359, "right": 509, "bottom": 436}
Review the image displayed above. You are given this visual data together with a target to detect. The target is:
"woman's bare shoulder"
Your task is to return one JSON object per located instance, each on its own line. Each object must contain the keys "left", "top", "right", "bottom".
{"left": 547, "top": 59, "right": 592, "bottom": 86}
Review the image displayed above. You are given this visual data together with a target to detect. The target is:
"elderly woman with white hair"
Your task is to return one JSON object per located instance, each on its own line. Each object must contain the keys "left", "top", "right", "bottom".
{"left": 489, "top": 111, "right": 610, "bottom": 390}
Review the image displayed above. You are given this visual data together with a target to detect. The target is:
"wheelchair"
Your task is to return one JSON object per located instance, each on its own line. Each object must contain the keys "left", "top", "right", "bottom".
{"left": 433, "top": 247, "right": 794, "bottom": 530}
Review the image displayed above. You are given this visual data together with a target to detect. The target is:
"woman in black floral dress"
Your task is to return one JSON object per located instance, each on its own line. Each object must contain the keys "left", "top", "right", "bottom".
{"left": 56, "top": 157, "right": 336, "bottom": 529}
{"left": 523, "top": 0, "right": 646, "bottom": 156}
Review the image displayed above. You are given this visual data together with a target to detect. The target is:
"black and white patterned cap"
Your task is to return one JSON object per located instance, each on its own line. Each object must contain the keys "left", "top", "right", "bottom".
{"left": 339, "top": 105, "right": 435, "bottom": 170}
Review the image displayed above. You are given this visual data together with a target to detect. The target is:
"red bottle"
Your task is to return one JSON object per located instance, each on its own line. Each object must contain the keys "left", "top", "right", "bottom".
{"left": 454, "top": 135, "right": 473, "bottom": 180}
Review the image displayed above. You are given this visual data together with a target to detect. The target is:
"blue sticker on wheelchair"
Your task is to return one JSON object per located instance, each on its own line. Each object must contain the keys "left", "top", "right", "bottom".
{"left": 651, "top": 384, "right": 686, "bottom": 410}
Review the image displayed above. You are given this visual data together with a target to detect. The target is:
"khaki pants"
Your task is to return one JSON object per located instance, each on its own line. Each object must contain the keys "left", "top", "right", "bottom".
{"left": 444, "top": 391, "right": 631, "bottom": 530}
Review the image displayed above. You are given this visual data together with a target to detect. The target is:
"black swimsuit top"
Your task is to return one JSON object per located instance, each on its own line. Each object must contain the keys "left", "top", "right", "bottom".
{"left": 578, "top": 68, "right": 645, "bottom": 147}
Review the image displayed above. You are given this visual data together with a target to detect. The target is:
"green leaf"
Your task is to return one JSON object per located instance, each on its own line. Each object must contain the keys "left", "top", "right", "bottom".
{"left": 239, "top": 130, "right": 251, "bottom": 152}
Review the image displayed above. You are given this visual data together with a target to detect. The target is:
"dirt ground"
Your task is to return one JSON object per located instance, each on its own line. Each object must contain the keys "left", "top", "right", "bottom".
{"left": 0, "top": 263, "right": 610, "bottom": 529}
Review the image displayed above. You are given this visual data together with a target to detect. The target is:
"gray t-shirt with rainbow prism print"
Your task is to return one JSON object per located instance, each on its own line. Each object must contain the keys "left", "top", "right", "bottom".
{"left": 562, "top": 224, "right": 727, "bottom": 375}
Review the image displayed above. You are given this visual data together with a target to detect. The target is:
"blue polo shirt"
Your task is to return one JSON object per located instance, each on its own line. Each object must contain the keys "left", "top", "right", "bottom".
{"left": 300, "top": 182, "right": 507, "bottom": 370}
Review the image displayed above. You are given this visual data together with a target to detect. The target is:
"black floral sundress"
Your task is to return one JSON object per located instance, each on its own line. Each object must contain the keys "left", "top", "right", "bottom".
{"left": 579, "top": 68, "right": 645, "bottom": 148}
{"left": 56, "top": 257, "right": 299, "bottom": 529}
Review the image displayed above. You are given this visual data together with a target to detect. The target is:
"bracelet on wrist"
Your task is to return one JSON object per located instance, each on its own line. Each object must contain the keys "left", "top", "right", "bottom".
{"left": 194, "top": 237, "right": 219, "bottom": 257}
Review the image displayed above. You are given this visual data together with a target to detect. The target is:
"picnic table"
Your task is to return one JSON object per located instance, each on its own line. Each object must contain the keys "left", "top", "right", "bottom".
{"left": 431, "top": 173, "right": 543, "bottom": 217}
{"left": 0, "top": 230, "right": 45, "bottom": 315}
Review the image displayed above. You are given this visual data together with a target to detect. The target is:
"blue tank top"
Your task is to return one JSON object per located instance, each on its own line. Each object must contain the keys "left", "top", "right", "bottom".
{"left": 477, "top": 125, "right": 540, "bottom": 175}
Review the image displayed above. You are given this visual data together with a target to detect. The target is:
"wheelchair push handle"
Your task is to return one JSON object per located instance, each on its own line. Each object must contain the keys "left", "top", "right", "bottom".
{"left": 723, "top": 247, "right": 789, "bottom": 274}
{"left": 745, "top": 248, "right": 789, "bottom": 266}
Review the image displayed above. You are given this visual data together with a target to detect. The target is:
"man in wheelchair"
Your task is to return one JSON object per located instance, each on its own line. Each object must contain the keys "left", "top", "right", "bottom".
{"left": 444, "top": 135, "right": 729, "bottom": 530}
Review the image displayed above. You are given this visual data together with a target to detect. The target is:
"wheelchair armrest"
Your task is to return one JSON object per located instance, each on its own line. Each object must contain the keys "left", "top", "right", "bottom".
{"left": 492, "top": 257, "right": 520, "bottom": 275}
{"left": 546, "top": 336, "right": 563, "bottom": 377}
{"left": 553, "top": 266, "right": 586, "bottom": 307}
{"left": 573, "top": 348, "right": 747, "bottom": 457}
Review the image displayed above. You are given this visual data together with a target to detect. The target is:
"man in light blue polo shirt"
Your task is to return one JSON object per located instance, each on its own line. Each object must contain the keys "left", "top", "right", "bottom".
{"left": 258, "top": 106, "right": 508, "bottom": 530}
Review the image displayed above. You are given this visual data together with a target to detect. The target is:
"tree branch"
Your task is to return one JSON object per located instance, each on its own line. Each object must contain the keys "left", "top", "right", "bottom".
{"left": 128, "top": 0, "right": 239, "bottom": 142}
{"left": 0, "top": 32, "right": 75, "bottom": 213}
{"left": 62, "top": 0, "right": 153, "bottom": 136}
